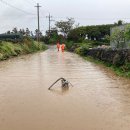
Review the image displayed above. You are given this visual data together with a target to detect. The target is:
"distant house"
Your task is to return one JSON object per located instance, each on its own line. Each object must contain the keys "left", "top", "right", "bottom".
{"left": 110, "top": 24, "right": 130, "bottom": 49}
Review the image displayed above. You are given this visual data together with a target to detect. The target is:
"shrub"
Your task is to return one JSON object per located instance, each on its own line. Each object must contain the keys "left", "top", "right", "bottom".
{"left": 75, "top": 44, "right": 90, "bottom": 56}
{"left": 0, "top": 39, "right": 47, "bottom": 60}
{"left": 121, "top": 62, "right": 130, "bottom": 72}
{"left": 65, "top": 41, "right": 74, "bottom": 49}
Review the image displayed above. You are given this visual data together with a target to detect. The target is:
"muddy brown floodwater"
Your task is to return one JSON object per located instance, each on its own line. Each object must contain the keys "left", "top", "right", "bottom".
{"left": 0, "top": 46, "right": 130, "bottom": 130}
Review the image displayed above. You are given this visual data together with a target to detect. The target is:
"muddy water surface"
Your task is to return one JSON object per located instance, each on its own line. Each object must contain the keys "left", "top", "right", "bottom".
{"left": 0, "top": 46, "right": 130, "bottom": 130}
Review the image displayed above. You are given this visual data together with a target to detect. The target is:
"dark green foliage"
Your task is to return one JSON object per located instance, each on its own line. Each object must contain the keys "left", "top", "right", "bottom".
{"left": 65, "top": 41, "right": 75, "bottom": 50}
{"left": 67, "top": 29, "right": 81, "bottom": 42}
{"left": 41, "top": 36, "right": 50, "bottom": 44}
{"left": 41, "top": 30, "right": 64, "bottom": 44}
{"left": 0, "top": 34, "right": 23, "bottom": 43}
{"left": 121, "top": 62, "right": 130, "bottom": 72}
{"left": 67, "top": 27, "right": 86, "bottom": 42}
{"left": 114, "top": 20, "right": 124, "bottom": 26}
{"left": 67, "top": 24, "right": 114, "bottom": 43}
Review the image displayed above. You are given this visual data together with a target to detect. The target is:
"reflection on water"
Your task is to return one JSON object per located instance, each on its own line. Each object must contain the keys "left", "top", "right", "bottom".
{"left": 0, "top": 46, "right": 130, "bottom": 130}
{"left": 49, "top": 86, "right": 69, "bottom": 95}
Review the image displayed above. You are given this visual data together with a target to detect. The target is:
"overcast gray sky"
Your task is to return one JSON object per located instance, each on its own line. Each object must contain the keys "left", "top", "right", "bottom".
{"left": 0, "top": 0, "right": 130, "bottom": 34}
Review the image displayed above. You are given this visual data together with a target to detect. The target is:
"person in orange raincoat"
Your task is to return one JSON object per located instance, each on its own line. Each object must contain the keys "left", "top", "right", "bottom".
{"left": 57, "top": 41, "right": 60, "bottom": 51}
{"left": 61, "top": 43, "right": 65, "bottom": 52}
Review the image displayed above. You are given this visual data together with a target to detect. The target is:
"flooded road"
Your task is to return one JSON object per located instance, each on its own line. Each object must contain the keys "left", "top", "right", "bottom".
{"left": 0, "top": 46, "right": 130, "bottom": 130}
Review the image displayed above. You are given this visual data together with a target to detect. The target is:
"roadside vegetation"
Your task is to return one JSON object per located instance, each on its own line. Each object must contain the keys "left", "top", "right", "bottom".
{"left": 0, "top": 37, "right": 47, "bottom": 60}
{"left": 84, "top": 56, "right": 130, "bottom": 78}
{"left": 0, "top": 27, "right": 47, "bottom": 61}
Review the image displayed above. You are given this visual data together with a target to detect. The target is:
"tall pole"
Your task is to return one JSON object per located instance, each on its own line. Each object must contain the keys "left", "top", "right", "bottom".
{"left": 46, "top": 13, "right": 53, "bottom": 36}
{"left": 49, "top": 13, "right": 51, "bottom": 34}
{"left": 35, "top": 3, "right": 41, "bottom": 43}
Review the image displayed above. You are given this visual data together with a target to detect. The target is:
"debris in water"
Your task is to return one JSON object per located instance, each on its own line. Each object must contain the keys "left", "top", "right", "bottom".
{"left": 48, "top": 77, "right": 73, "bottom": 90}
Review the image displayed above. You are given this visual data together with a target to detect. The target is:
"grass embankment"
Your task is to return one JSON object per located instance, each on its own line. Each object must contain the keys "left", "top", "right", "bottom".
{"left": 83, "top": 56, "right": 130, "bottom": 78}
{"left": 65, "top": 41, "right": 130, "bottom": 78}
{"left": 0, "top": 38, "right": 47, "bottom": 60}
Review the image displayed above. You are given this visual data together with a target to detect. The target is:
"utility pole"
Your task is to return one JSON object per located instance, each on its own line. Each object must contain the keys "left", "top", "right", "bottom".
{"left": 46, "top": 13, "right": 53, "bottom": 36}
{"left": 35, "top": 3, "right": 41, "bottom": 43}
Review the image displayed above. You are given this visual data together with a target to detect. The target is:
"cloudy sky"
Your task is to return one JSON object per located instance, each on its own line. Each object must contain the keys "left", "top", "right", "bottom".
{"left": 0, "top": 0, "right": 130, "bottom": 34}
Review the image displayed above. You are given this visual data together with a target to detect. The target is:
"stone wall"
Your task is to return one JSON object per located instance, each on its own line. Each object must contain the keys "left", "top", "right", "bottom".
{"left": 86, "top": 49, "right": 130, "bottom": 66}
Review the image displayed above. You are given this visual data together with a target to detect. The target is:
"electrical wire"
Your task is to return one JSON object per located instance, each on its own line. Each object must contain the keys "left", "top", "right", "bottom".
{"left": 22, "top": 0, "right": 37, "bottom": 6}
{"left": 0, "top": 0, "right": 36, "bottom": 15}
{"left": 1, "top": 0, "right": 129, "bottom": 21}
{"left": 31, "top": 0, "right": 37, "bottom": 4}
{"left": 23, "top": 0, "right": 35, "bottom": 6}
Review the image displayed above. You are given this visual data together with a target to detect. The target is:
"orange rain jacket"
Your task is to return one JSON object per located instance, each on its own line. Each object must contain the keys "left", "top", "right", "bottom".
{"left": 57, "top": 43, "right": 60, "bottom": 49}
{"left": 61, "top": 44, "right": 65, "bottom": 51}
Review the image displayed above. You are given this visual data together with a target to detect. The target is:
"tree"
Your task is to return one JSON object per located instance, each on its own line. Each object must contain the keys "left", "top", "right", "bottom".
{"left": 25, "top": 28, "right": 30, "bottom": 36}
{"left": 55, "top": 18, "right": 75, "bottom": 37}
{"left": 7, "top": 31, "right": 11, "bottom": 34}
{"left": 111, "top": 28, "right": 126, "bottom": 48}
{"left": 111, "top": 24, "right": 130, "bottom": 49}
{"left": 67, "top": 27, "right": 86, "bottom": 42}
{"left": 67, "top": 24, "right": 113, "bottom": 43}
{"left": 12, "top": 27, "right": 18, "bottom": 34}
{"left": 104, "top": 35, "right": 110, "bottom": 43}
{"left": 46, "top": 27, "right": 58, "bottom": 37}
{"left": 19, "top": 29, "right": 26, "bottom": 35}
{"left": 88, "top": 27, "right": 101, "bottom": 40}
{"left": 124, "top": 24, "right": 130, "bottom": 40}
{"left": 35, "top": 29, "right": 42, "bottom": 39}
{"left": 114, "top": 20, "right": 124, "bottom": 26}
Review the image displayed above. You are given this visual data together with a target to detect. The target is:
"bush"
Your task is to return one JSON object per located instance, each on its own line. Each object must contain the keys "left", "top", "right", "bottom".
{"left": 75, "top": 44, "right": 90, "bottom": 56}
{"left": 65, "top": 41, "right": 74, "bottom": 49}
{"left": 0, "top": 42, "right": 17, "bottom": 58}
{"left": 0, "top": 39, "right": 47, "bottom": 60}
{"left": 65, "top": 41, "right": 81, "bottom": 52}
{"left": 121, "top": 62, "right": 130, "bottom": 72}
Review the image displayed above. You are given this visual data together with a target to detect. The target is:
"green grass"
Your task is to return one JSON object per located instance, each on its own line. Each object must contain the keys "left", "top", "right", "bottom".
{"left": 0, "top": 41, "right": 47, "bottom": 60}
{"left": 83, "top": 56, "right": 130, "bottom": 78}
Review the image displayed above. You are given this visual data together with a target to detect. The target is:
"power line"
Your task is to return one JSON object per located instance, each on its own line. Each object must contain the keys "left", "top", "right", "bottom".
{"left": 23, "top": 0, "right": 36, "bottom": 6}
{"left": 0, "top": 0, "right": 36, "bottom": 15}
{"left": 23, "top": 0, "right": 35, "bottom": 6}
{"left": 31, "top": 0, "right": 37, "bottom": 4}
